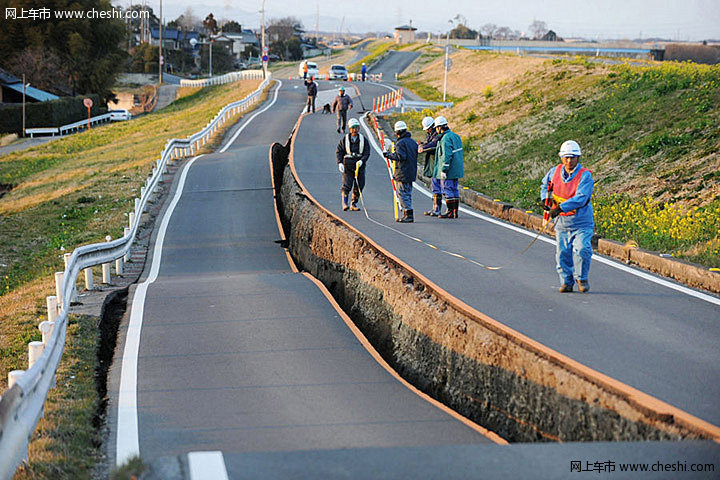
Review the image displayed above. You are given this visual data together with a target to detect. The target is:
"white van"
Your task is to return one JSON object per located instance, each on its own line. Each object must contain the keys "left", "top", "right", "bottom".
{"left": 299, "top": 61, "right": 319, "bottom": 78}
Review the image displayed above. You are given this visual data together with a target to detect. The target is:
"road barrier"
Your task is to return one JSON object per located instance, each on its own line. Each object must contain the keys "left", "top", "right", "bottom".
{"left": 372, "top": 88, "right": 403, "bottom": 113}
{"left": 0, "top": 73, "right": 273, "bottom": 480}
{"left": 179, "top": 70, "right": 265, "bottom": 87}
{"left": 25, "top": 113, "right": 113, "bottom": 138}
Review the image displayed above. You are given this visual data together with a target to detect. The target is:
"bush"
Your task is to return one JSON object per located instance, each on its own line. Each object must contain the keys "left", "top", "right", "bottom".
{"left": 0, "top": 95, "right": 106, "bottom": 134}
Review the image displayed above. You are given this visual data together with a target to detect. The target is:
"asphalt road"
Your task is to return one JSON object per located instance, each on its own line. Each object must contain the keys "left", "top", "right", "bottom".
{"left": 110, "top": 79, "right": 496, "bottom": 477}
{"left": 292, "top": 79, "right": 720, "bottom": 428}
{"left": 368, "top": 50, "right": 421, "bottom": 81}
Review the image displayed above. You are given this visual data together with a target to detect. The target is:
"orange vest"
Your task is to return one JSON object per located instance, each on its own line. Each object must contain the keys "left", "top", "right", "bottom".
{"left": 551, "top": 165, "right": 591, "bottom": 216}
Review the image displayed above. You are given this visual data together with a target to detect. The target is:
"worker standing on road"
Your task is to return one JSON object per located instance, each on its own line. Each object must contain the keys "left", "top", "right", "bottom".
{"left": 540, "top": 140, "right": 595, "bottom": 293}
{"left": 336, "top": 118, "right": 370, "bottom": 211}
{"left": 304, "top": 76, "right": 317, "bottom": 113}
{"left": 383, "top": 121, "right": 418, "bottom": 223}
{"left": 433, "top": 116, "right": 464, "bottom": 219}
{"left": 418, "top": 116, "right": 441, "bottom": 216}
{"left": 302, "top": 61, "right": 309, "bottom": 79}
{"left": 361, "top": 63, "right": 367, "bottom": 82}
{"left": 332, "top": 86, "right": 353, "bottom": 134}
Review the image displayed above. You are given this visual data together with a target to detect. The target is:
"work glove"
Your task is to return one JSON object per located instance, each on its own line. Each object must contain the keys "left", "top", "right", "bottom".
{"left": 549, "top": 206, "right": 562, "bottom": 218}
{"left": 440, "top": 172, "right": 447, "bottom": 180}
{"left": 356, "top": 160, "right": 363, "bottom": 168}
{"left": 338, "top": 163, "right": 345, "bottom": 173}
{"left": 541, "top": 202, "right": 551, "bottom": 212}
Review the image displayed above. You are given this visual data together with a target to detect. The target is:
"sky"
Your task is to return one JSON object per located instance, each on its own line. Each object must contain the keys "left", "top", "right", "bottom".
{"left": 125, "top": 0, "right": 720, "bottom": 41}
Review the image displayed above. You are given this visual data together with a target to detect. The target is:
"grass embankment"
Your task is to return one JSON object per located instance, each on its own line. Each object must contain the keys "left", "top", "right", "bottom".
{"left": 347, "top": 39, "right": 395, "bottom": 73}
{"left": 390, "top": 50, "right": 720, "bottom": 267}
{"left": 0, "top": 78, "right": 263, "bottom": 476}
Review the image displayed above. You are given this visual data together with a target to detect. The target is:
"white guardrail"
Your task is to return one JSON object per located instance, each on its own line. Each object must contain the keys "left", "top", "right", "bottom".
{"left": 25, "top": 113, "right": 113, "bottom": 138}
{"left": 179, "top": 69, "right": 265, "bottom": 87}
{"left": 0, "top": 72, "right": 273, "bottom": 480}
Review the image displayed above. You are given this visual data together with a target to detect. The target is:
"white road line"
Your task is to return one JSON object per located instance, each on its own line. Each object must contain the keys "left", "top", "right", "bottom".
{"left": 219, "top": 80, "right": 283, "bottom": 153}
{"left": 116, "top": 154, "right": 202, "bottom": 465}
{"left": 117, "top": 82, "right": 284, "bottom": 466}
{"left": 188, "top": 451, "right": 230, "bottom": 480}
{"left": 360, "top": 115, "right": 720, "bottom": 306}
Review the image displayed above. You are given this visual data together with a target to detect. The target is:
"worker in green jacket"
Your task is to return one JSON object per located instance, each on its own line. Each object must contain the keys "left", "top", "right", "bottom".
{"left": 432, "top": 116, "right": 464, "bottom": 218}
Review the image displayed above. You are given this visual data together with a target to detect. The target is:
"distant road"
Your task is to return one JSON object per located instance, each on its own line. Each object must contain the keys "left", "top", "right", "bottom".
{"left": 368, "top": 50, "right": 421, "bottom": 82}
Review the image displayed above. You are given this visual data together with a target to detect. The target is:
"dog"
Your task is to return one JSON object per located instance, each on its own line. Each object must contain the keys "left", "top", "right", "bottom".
{"left": 321, "top": 103, "right": 332, "bottom": 114}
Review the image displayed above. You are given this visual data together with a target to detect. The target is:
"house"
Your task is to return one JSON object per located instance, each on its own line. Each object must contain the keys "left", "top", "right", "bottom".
{"left": 394, "top": 22, "right": 417, "bottom": 44}
{"left": 150, "top": 27, "right": 200, "bottom": 51}
{"left": 0, "top": 68, "right": 59, "bottom": 104}
{"left": 541, "top": 30, "right": 561, "bottom": 42}
{"left": 210, "top": 33, "right": 235, "bottom": 56}
{"left": 221, "top": 30, "right": 260, "bottom": 60}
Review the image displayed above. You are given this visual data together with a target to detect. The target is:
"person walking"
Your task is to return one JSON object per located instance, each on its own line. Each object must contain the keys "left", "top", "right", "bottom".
{"left": 383, "top": 121, "right": 418, "bottom": 223}
{"left": 418, "top": 116, "right": 441, "bottom": 216}
{"left": 541, "top": 140, "right": 595, "bottom": 293}
{"left": 336, "top": 118, "right": 370, "bottom": 211}
{"left": 304, "top": 76, "right": 317, "bottom": 113}
{"left": 433, "top": 116, "right": 464, "bottom": 219}
{"left": 332, "top": 86, "right": 353, "bottom": 134}
{"left": 302, "top": 61, "right": 309, "bottom": 79}
{"left": 361, "top": 63, "right": 367, "bottom": 82}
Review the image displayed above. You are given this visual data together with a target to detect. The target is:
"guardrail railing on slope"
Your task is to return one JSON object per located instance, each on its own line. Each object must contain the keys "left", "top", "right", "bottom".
{"left": 179, "top": 69, "right": 265, "bottom": 87}
{"left": 25, "top": 113, "right": 113, "bottom": 138}
{"left": 0, "top": 72, "right": 273, "bottom": 480}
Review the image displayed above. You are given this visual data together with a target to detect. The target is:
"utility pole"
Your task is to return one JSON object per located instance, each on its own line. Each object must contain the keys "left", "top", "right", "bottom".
{"left": 22, "top": 74, "right": 26, "bottom": 138}
{"left": 261, "top": 0, "right": 266, "bottom": 79}
{"left": 315, "top": 3, "right": 319, "bottom": 41}
{"left": 443, "top": 20, "right": 452, "bottom": 102}
{"left": 158, "top": 0, "right": 163, "bottom": 84}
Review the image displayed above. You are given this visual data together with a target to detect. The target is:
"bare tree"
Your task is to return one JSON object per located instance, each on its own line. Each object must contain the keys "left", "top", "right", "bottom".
{"left": 495, "top": 26, "right": 511, "bottom": 40}
{"left": 453, "top": 14, "right": 468, "bottom": 27}
{"left": 6, "top": 46, "right": 68, "bottom": 95}
{"left": 203, "top": 13, "right": 219, "bottom": 36}
{"left": 529, "top": 20, "right": 548, "bottom": 39}
{"left": 481, "top": 23, "right": 497, "bottom": 38}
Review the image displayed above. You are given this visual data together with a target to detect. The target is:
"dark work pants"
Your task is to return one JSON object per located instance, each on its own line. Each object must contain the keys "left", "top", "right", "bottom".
{"left": 337, "top": 109, "right": 348, "bottom": 131}
{"left": 341, "top": 161, "right": 366, "bottom": 202}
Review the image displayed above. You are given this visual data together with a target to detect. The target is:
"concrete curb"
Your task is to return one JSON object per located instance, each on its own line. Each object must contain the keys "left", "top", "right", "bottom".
{"left": 373, "top": 115, "right": 720, "bottom": 295}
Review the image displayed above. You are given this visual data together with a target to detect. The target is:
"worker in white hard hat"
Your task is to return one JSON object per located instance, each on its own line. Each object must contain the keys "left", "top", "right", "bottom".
{"left": 383, "top": 120, "right": 418, "bottom": 222}
{"left": 332, "top": 86, "right": 354, "bottom": 134}
{"left": 433, "top": 116, "right": 464, "bottom": 219}
{"left": 417, "top": 116, "right": 441, "bottom": 216}
{"left": 540, "top": 140, "right": 595, "bottom": 293}
{"left": 336, "top": 117, "right": 370, "bottom": 211}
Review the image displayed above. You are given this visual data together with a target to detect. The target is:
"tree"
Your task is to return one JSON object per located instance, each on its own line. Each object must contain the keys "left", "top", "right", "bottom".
{"left": 3, "top": 0, "right": 126, "bottom": 101}
{"left": 529, "top": 20, "right": 548, "bottom": 40}
{"left": 450, "top": 23, "right": 478, "bottom": 40}
{"left": 200, "top": 44, "right": 233, "bottom": 73}
{"left": 222, "top": 20, "right": 243, "bottom": 33}
{"left": 267, "top": 17, "right": 303, "bottom": 60}
{"left": 5, "top": 47, "right": 68, "bottom": 95}
{"left": 481, "top": 23, "right": 498, "bottom": 39}
{"left": 495, "top": 26, "right": 512, "bottom": 40}
{"left": 203, "top": 13, "right": 219, "bottom": 36}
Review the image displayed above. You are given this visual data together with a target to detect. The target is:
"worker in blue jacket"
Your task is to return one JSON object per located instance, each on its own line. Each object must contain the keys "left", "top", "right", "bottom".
{"left": 540, "top": 140, "right": 595, "bottom": 293}
{"left": 384, "top": 121, "right": 418, "bottom": 223}
{"left": 433, "top": 116, "right": 464, "bottom": 218}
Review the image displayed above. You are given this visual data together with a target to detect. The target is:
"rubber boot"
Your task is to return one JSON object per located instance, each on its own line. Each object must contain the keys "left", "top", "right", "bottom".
{"left": 424, "top": 194, "right": 441, "bottom": 216}
{"left": 341, "top": 192, "right": 349, "bottom": 211}
{"left": 439, "top": 199, "right": 458, "bottom": 219}
{"left": 350, "top": 192, "right": 360, "bottom": 211}
{"left": 397, "top": 209, "right": 414, "bottom": 223}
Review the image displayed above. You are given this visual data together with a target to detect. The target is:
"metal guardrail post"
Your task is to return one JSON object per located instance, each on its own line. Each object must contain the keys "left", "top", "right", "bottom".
{"left": 84, "top": 268, "right": 94, "bottom": 290}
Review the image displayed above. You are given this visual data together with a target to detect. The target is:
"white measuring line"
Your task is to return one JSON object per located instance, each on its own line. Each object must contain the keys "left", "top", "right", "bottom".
{"left": 117, "top": 81, "right": 286, "bottom": 466}
{"left": 360, "top": 116, "right": 720, "bottom": 307}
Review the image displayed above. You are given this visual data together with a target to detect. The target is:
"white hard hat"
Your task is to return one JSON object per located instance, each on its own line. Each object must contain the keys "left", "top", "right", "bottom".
{"left": 558, "top": 140, "right": 582, "bottom": 157}
{"left": 348, "top": 118, "right": 360, "bottom": 129}
{"left": 434, "top": 116, "right": 448, "bottom": 127}
{"left": 421, "top": 116, "right": 434, "bottom": 130}
{"left": 394, "top": 120, "right": 408, "bottom": 131}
